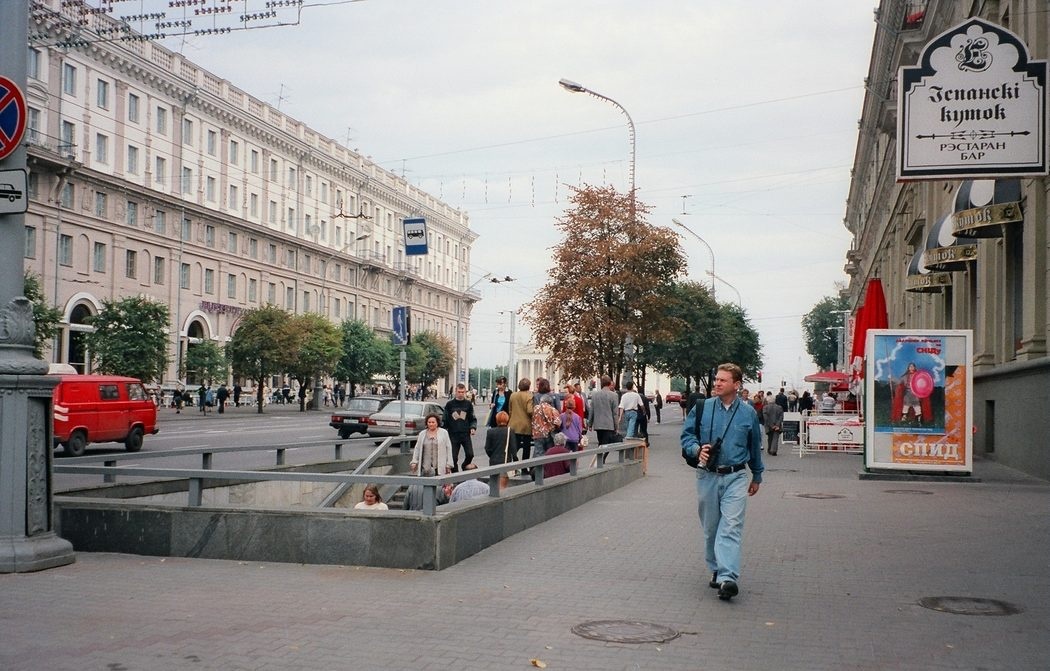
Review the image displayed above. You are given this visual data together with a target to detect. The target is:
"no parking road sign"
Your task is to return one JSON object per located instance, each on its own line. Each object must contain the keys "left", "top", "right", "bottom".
{"left": 0, "top": 76, "right": 28, "bottom": 162}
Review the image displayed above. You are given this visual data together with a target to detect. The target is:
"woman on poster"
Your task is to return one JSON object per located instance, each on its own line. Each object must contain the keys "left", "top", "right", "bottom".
{"left": 891, "top": 362, "right": 933, "bottom": 426}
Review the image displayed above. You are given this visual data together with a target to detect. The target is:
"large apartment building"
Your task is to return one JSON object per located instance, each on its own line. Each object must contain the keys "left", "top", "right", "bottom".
{"left": 844, "top": 0, "right": 1049, "bottom": 478}
{"left": 22, "top": 0, "right": 477, "bottom": 387}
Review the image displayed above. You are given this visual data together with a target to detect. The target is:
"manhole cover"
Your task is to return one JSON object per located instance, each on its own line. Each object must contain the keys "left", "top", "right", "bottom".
{"left": 571, "top": 620, "right": 680, "bottom": 644}
{"left": 918, "top": 596, "right": 1023, "bottom": 616}
{"left": 885, "top": 489, "right": 934, "bottom": 495}
{"left": 794, "top": 493, "right": 845, "bottom": 500}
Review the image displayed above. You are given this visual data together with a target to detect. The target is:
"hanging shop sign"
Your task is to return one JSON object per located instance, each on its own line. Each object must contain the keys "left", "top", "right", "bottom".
{"left": 898, "top": 18, "right": 1047, "bottom": 180}
{"left": 950, "top": 179, "right": 1024, "bottom": 237}
{"left": 865, "top": 329, "right": 973, "bottom": 474}
{"left": 921, "top": 213, "right": 978, "bottom": 271}
{"left": 905, "top": 245, "right": 952, "bottom": 293}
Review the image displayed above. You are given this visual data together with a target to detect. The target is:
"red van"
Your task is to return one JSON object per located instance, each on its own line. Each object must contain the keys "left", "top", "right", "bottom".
{"left": 51, "top": 375, "right": 159, "bottom": 457}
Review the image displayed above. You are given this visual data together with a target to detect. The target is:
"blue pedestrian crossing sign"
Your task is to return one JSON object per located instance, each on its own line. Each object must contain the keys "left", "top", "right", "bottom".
{"left": 403, "top": 217, "right": 428, "bottom": 255}
{"left": 393, "top": 306, "right": 411, "bottom": 346}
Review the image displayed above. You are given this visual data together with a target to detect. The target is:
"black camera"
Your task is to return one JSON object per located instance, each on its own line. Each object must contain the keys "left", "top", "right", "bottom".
{"left": 705, "top": 437, "right": 723, "bottom": 472}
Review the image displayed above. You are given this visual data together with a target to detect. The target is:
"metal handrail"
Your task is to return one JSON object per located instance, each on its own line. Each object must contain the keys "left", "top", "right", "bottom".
{"left": 318, "top": 435, "right": 415, "bottom": 507}
{"left": 54, "top": 440, "right": 644, "bottom": 515}
{"left": 56, "top": 435, "right": 398, "bottom": 483}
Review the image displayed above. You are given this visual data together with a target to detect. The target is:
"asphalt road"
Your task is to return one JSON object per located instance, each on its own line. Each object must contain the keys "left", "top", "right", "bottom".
{"left": 52, "top": 401, "right": 493, "bottom": 491}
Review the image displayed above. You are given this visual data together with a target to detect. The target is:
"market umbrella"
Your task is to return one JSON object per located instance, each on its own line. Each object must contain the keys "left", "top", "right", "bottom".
{"left": 849, "top": 278, "right": 889, "bottom": 386}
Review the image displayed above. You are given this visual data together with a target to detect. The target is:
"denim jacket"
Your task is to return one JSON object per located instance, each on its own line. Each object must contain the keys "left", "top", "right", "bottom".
{"left": 680, "top": 397, "right": 764, "bottom": 483}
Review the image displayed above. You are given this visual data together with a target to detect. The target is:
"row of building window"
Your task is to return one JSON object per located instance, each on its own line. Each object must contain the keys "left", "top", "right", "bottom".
{"left": 39, "top": 55, "right": 469, "bottom": 261}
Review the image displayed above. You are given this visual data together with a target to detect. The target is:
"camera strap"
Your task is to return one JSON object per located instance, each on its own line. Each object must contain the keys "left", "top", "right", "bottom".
{"left": 698, "top": 398, "right": 740, "bottom": 449}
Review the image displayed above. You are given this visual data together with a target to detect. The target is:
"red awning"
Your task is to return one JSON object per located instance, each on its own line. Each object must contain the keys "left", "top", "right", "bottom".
{"left": 804, "top": 370, "right": 849, "bottom": 384}
{"left": 849, "top": 279, "right": 888, "bottom": 382}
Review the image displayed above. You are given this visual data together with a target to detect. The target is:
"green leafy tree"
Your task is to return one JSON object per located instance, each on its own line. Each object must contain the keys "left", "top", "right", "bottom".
{"left": 523, "top": 184, "right": 686, "bottom": 381}
{"left": 404, "top": 331, "right": 455, "bottom": 394}
{"left": 717, "top": 303, "right": 763, "bottom": 384}
{"left": 24, "top": 271, "right": 62, "bottom": 359}
{"left": 645, "top": 281, "right": 763, "bottom": 394}
{"left": 181, "top": 340, "right": 228, "bottom": 385}
{"left": 226, "top": 305, "right": 298, "bottom": 413}
{"left": 84, "top": 296, "right": 170, "bottom": 382}
{"left": 644, "top": 281, "right": 724, "bottom": 394}
{"left": 287, "top": 313, "right": 343, "bottom": 410}
{"left": 335, "top": 319, "right": 394, "bottom": 396}
{"left": 802, "top": 295, "right": 850, "bottom": 370}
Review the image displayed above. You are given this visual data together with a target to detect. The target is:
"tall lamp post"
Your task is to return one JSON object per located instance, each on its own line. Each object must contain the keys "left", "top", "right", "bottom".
{"left": 672, "top": 218, "right": 716, "bottom": 299}
{"left": 457, "top": 275, "right": 514, "bottom": 390}
{"left": 707, "top": 271, "right": 742, "bottom": 308}
{"left": 559, "top": 78, "right": 637, "bottom": 387}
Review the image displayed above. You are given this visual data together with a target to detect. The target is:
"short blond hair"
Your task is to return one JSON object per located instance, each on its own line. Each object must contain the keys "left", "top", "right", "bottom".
{"left": 718, "top": 363, "right": 743, "bottom": 383}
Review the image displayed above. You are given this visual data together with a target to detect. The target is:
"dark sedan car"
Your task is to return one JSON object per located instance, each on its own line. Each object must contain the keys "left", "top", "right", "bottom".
{"left": 329, "top": 395, "right": 394, "bottom": 438}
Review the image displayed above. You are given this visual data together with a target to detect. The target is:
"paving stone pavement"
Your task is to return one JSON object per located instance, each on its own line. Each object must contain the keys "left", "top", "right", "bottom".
{"left": 3, "top": 416, "right": 1049, "bottom": 671}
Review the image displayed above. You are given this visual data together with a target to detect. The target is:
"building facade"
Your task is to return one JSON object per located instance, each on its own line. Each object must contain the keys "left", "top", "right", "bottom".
{"left": 22, "top": 0, "right": 477, "bottom": 389}
{"left": 844, "top": 0, "right": 1049, "bottom": 478}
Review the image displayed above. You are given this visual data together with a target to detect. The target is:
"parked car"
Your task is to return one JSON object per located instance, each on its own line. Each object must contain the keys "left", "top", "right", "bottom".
{"left": 51, "top": 374, "right": 159, "bottom": 457}
{"left": 364, "top": 400, "right": 446, "bottom": 438}
{"left": 664, "top": 391, "right": 683, "bottom": 404}
{"left": 329, "top": 395, "right": 395, "bottom": 438}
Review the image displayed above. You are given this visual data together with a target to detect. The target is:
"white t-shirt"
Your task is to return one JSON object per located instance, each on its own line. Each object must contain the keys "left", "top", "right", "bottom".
{"left": 354, "top": 501, "right": 389, "bottom": 510}
{"left": 618, "top": 391, "right": 643, "bottom": 412}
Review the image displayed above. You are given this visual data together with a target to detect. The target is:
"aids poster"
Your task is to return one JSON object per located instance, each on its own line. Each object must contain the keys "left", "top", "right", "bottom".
{"left": 864, "top": 329, "right": 972, "bottom": 473}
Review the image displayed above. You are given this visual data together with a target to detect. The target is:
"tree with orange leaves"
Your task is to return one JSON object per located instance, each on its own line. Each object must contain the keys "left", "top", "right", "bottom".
{"left": 522, "top": 185, "right": 685, "bottom": 382}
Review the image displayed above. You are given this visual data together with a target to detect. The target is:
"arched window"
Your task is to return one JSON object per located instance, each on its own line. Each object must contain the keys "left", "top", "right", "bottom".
{"left": 67, "top": 303, "right": 94, "bottom": 373}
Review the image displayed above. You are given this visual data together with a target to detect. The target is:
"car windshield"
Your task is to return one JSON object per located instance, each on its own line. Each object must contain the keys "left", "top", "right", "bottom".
{"left": 377, "top": 401, "right": 425, "bottom": 416}
{"left": 346, "top": 398, "right": 386, "bottom": 412}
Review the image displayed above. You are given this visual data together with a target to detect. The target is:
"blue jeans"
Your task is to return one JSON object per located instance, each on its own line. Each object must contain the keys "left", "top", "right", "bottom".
{"left": 624, "top": 409, "right": 638, "bottom": 437}
{"left": 696, "top": 469, "right": 750, "bottom": 584}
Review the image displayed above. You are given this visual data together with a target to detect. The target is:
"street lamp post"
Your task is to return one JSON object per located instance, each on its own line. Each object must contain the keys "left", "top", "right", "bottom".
{"left": 560, "top": 78, "right": 637, "bottom": 387}
{"left": 672, "top": 218, "right": 716, "bottom": 299}
{"left": 706, "top": 271, "right": 743, "bottom": 307}
{"left": 457, "top": 275, "right": 514, "bottom": 389}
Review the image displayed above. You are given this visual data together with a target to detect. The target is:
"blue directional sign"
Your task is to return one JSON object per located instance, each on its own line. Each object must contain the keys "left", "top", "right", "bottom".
{"left": 392, "top": 306, "right": 410, "bottom": 346}
{"left": 403, "top": 217, "right": 428, "bottom": 255}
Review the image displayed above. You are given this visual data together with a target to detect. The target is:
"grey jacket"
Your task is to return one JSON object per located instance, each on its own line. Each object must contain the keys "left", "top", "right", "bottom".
{"left": 762, "top": 401, "right": 784, "bottom": 430}
{"left": 588, "top": 388, "right": 620, "bottom": 431}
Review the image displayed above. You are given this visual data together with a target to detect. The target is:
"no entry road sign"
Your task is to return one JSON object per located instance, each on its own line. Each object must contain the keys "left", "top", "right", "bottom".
{"left": 0, "top": 76, "right": 28, "bottom": 162}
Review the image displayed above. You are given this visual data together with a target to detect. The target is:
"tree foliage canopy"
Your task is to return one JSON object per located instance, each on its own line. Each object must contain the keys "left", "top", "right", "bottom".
{"left": 181, "top": 340, "right": 228, "bottom": 384}
{"left": 84, "top": 296, "right": 170, "bottom": 383}
{"left": 286, "top": 312, "right": 343, "bottom": 384}
{"left": 335, "top": 319, "right": 394, "bottom": 394}
{"left": 645, "top": 281, "right": 763, "bottom": 393}
{"left": 24, "top": 271, "right": 62, "bottom": 360}
{"left": 226, "top": 305, "right": 298, "bottom": 411}
{"left": 802, "top": 294, "right": 850, "bottom": 370}
{"left": 523, "top": 184, "right": 686, "bottom": 380}
{"left": 403, "top": 331, "right": 455, "bottom": 392}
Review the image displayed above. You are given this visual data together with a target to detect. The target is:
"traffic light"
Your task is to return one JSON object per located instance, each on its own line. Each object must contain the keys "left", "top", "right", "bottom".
{"left": 758, "top": 370, "right": 763, "bottom": 383}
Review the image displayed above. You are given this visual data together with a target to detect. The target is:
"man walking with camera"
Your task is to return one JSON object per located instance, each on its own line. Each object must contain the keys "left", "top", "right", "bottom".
{"left": 680, "top": 363, "right": 764, "bottom": 601}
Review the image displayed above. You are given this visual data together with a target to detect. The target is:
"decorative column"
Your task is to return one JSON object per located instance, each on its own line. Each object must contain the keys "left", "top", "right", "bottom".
{"left": 0, "top": 0, "right": 75, "bottom": 572}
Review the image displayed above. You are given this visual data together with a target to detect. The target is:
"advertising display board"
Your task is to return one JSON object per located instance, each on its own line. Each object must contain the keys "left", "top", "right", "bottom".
{"left": 864, "top": 329, "right": 973, "bottom": 473}
{"left": 781, "top": 411, "right": 802, "bottom": 444}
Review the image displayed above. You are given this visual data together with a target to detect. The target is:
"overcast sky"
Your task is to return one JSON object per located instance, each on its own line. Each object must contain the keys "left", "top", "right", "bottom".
{"left": 164, "top": 0, "right": 880, "bottom": 390}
